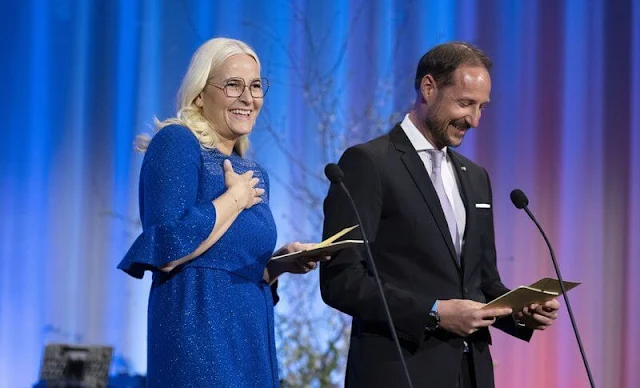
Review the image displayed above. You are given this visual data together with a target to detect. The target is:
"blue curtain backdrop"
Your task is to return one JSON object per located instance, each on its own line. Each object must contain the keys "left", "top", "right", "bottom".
{"left": 1, "top": 0, "right": 639, "bottom": 387}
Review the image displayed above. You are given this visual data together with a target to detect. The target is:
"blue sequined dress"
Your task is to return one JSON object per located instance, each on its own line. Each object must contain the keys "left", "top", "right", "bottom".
{"left": 118, "top": 125, "right": 279, "bottom": 387}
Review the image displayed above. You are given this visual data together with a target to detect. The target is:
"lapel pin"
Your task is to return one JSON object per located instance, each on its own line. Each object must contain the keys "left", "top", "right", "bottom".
{"left": 461, "top": 166, "right": 467, "bottom": 171}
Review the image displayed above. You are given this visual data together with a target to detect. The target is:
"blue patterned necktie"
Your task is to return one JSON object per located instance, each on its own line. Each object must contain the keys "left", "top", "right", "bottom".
{"left": 427, "top": 149, "right": 460, "bottom": 258}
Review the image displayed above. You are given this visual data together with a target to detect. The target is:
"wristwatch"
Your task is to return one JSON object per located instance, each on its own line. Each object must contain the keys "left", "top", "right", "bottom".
{"left": 425, "top": 310, "right": 440, "bottom": 332}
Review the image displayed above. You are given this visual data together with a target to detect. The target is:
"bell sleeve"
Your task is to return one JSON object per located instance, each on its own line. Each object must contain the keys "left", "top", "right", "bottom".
{"left": 118, "top": 125, "right": 216, "bottom": 279}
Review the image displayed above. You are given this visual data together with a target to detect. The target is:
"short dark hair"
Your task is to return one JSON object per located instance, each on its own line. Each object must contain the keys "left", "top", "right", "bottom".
{"left": 414, "top": 41, "right": 492, "bottom": 90}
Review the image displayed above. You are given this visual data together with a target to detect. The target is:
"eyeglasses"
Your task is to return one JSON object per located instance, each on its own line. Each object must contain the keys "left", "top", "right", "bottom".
{"left": 209, "top": 77, "right": 270, "bottom": 98}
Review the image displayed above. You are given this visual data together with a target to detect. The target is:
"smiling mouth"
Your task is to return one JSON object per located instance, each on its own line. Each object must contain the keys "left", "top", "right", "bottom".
{"left": 229, "top": 109, "right": 252, "bottom": 119}
{"left": 450, "top": 122, "right": 469, "bottom": 132}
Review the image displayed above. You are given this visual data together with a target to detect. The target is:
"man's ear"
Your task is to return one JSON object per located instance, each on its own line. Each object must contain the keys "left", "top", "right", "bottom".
{"left": 194, "top": 93, "right": 204, "bottom": 108}
{"left": 420, "top": 74, "right": 437, "bottom": 102}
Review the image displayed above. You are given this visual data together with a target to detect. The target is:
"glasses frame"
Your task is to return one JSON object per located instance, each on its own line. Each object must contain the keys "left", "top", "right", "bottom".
{"left": 209, "top": 77, "right": 270, "bottom": 99}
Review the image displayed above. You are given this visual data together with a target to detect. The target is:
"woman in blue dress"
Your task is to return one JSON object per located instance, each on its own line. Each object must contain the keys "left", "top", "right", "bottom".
{"left": 118, "top": 38, "right": 320, "bottom": 387}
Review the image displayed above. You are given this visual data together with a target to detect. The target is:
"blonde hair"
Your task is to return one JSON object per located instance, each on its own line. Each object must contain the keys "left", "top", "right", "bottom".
{"left": 136, "top": 37, "right": 261, "bottom": 155}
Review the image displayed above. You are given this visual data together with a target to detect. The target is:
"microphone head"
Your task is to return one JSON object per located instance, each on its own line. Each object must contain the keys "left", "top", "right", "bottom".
{"left": 510, "top": 189, "right": 529, "bottom": 209}
{"left": 324, "top": 163, "right": 344, "bottom": 184}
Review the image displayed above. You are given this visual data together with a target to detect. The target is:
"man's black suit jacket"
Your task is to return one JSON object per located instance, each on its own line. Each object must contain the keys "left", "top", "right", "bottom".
{"left": 320, "top": 125, "right": 532, "bottom": 388}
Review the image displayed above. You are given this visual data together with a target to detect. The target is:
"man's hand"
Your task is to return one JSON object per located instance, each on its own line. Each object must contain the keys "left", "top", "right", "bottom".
{"left": 273, "top": 242, "right": 324, "bottom": 274}
{"left": 437, "top": 299, "right": 512, "bottom": 337}
{"left": 513, "top": 299, "right": 560, "bottom": 330}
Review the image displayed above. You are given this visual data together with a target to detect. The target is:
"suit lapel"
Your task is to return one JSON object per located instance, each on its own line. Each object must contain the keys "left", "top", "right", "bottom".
{"left": 389, "top": 126, "right": 460, "bottom": 271}
{"left": 448, "top": 150, "right": 476, "bottom": 276}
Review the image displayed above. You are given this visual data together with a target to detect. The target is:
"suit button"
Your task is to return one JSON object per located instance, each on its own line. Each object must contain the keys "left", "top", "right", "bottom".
{"left": 463, "top": 288, "right": 468, "bottom": 296}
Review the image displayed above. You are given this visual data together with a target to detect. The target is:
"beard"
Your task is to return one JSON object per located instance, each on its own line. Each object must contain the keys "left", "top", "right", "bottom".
{"left": 425, "top": 104, "right": 470, "bottom": 149}
{"left": 424, "top": 115, "right": 449, "bottom": 149}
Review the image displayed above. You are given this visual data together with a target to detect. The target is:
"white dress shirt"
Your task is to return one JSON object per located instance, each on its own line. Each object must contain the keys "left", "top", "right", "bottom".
{"left": 400, "top": 114, "right": 467, "bottom": 251}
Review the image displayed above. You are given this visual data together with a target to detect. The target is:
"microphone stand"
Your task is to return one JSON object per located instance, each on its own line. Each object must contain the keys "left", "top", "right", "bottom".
{"left": 521, "top": 205, "right": 596, "bottom": 388}
{"left": 334, "top": 179, "right": 414, "bottom": 388}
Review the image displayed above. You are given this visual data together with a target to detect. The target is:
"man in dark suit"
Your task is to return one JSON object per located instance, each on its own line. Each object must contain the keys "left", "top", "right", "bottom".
{"left": 320, "top": 42, "right": 560, "bottom": 388}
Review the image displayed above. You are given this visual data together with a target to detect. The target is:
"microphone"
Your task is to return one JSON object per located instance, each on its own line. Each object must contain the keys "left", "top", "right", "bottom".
{"left": 510, "top": 189, "right": 595, "bottom": 388}
{"left": 509, "top": 189, "right": 529, "bottom": 209}
{"left": 324, "top": 163, "right": 344, "bottom": 184}
{"left": 324, "top": 163, "right": 414, "bottom": 388}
